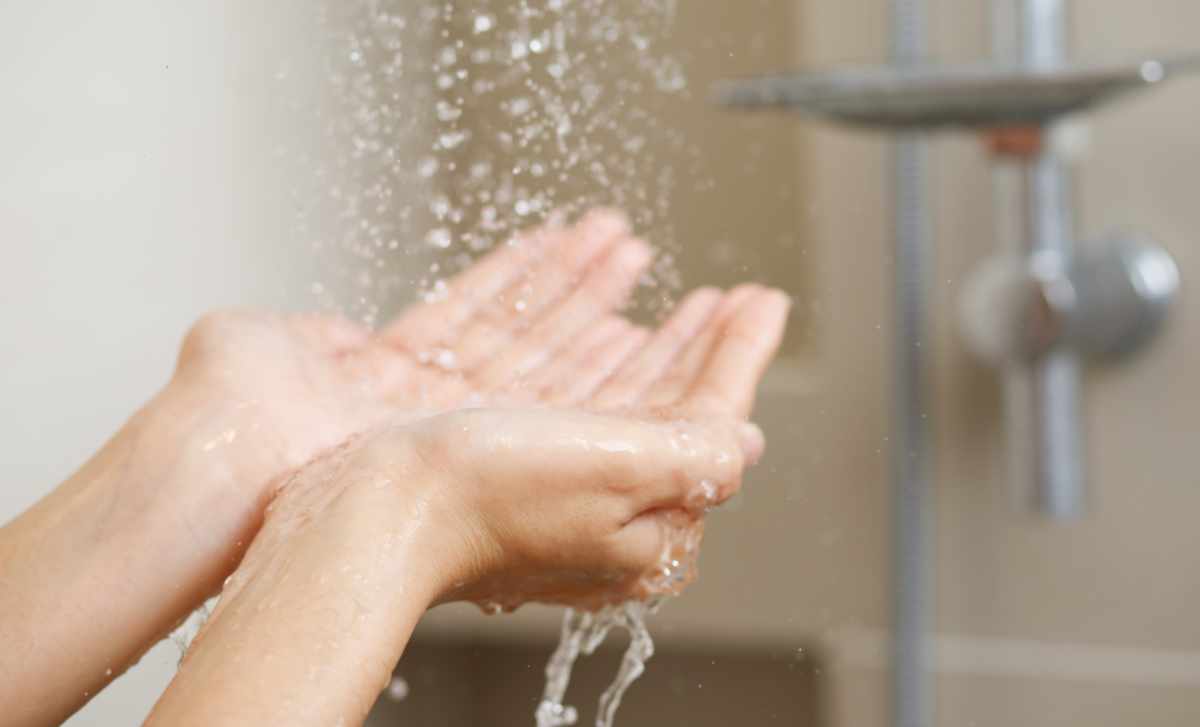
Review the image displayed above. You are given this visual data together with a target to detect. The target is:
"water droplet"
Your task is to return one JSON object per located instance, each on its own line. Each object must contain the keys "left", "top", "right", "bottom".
{"left": 385, "top": 675, "right": 410, "bottom": 702}
{"left": 472, "top": 14, "right": 495, "bottom": 34}
{"left": 426, "top": 228, "right": 452, "bottom": 249}
{"left": 436, "top": 100, "right": 462, "bottom": 122}
{"left": 418, "top": 157, "right": 439, "bottom": 178}
{"left": 434, "top": 349, "right": 458, "bottom": 371}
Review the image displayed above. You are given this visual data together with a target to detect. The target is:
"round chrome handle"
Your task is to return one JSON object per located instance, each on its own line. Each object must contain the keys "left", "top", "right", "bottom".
{"left": 960, "top": 236, "right": 1179, "bottom": 365}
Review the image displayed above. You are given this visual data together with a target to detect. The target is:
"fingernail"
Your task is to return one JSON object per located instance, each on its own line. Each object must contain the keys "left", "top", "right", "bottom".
{"left": 724, "top": 285, "right": 760, "bottom": 312}
{"left": 770, "top": 289, "right": 794, "bottom": 312}
{"left": 615, "top": 240, "right": 653, "bottom": 271}
{"left": 738, "top": 422, "right": 766, "bottom": 466}
{"left": 580, "top": 208, "right": 631, "bottom": 239}
{"left": 772, "top": 290, "right": 792, "bottom": 316}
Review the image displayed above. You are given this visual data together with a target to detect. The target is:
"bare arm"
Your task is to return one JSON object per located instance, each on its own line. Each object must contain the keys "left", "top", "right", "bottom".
{"left": 146, "top": 410, "right": 761, "bottom": 727}
{"left": 0, "top": 209, "right": 789, "bottom": 726}
{"left": 0, "top": 389, "right": 257, "bottom": 726}
{"left": 0, "top": 211, "right": 658, "bottom": 726}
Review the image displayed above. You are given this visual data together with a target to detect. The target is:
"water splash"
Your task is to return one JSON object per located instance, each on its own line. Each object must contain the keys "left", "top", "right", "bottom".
{"left": 535, "top": 601, "right": 661, "bottom": 727}
{"left": 273, "top": 3, "right": 710, "bottom": 724}
{"left": 293, "top": 0, "right": 689, "bottom": 324}
{"left": 168, "top": 596, "right": 218, "bottom": 665}
{"left": 384, "top": 675, "right": 410, "bottom": 702}
{"left": 535, "top": 519, "right": 703, "bottom": 727}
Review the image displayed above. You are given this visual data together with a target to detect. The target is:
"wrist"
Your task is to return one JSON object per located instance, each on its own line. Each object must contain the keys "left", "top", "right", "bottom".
{"left": 148, "top": 434, "right": 454, "bottom": 726}
{"left": 0, "top": 388, "right": 256, "bottom": 723}
{"left": 87, "top": 383, "right": 275, "bottom": 605}
{"left": 340, "top": 427, "right": 477, "bottom": 606}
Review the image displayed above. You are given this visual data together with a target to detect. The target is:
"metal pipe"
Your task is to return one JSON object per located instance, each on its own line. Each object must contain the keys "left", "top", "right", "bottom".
{"left": 1023, "top": 155, "right": 1085, "bottom": 518}
{"left": 889, "top": 0, "right": 934, "bottom": 725}
{"left": 993, "top": 0, "right": 1085, "bottom": 519}
{"left": 1021, "top": 0, "right": 1069, "bottom": 68}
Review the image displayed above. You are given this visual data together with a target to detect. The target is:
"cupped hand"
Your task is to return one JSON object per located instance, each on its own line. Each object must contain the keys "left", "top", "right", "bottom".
{"left": 158, "top": 211, "right": 653, "bottom": 570}
{"left": 152, "top": 405, "right": 773, "bottom": 727}
{"left": 161, "top": 208, "right": 788, "bottom": 588}
{"left": 227, "top": 408, "right": 762, "bottom": 622}
{"left": 227, "top": 268, "right": 791, "bottom": 612}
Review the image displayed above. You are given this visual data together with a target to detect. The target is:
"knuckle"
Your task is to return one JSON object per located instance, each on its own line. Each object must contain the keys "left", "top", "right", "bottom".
{"left": 602, "top": 461, "right": 639, "bottom": 497}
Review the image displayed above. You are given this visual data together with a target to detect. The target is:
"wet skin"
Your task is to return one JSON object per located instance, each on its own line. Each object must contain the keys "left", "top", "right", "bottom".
{"left": 0, "top": 210, "right": 789, "bottom": 727}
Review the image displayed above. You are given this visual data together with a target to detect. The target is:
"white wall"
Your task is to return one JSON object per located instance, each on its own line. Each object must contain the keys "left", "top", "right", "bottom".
{"left": 0, "top": 2, "right": 318, "bottom": 722}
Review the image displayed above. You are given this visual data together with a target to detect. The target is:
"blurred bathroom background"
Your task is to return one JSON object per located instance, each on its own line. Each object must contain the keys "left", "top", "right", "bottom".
{"left": 2, "top": 1, "right": 1199, "bottom": 725}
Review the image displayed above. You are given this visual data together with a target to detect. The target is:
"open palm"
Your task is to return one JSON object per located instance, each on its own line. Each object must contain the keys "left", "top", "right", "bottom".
{"left": 169, "top": 209, "right": 789, "bottom": 573}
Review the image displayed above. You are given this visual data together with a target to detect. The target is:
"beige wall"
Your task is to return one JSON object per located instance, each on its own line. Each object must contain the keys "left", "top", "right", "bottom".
{"left": 421, "top": 2, "right": 1200, "bottom": 726}
{"left": 803, "top": 1, "right": 1200, "bottom": 725}
{"left": 0, "top": 2, "right": 327, "bottom": 723}
{"left": 5, "top": 1, "right": 1200, "bottom": 725}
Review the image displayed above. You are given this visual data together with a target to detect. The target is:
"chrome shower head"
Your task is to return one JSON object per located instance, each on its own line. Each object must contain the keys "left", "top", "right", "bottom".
{"left": 713, "top": 54, "right": 1200, "bottom": 131}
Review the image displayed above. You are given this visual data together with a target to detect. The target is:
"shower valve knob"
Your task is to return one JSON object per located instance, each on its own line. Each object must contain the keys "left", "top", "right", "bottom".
{"left": 960, "top": 235, "right": 1180, "bottom": 365}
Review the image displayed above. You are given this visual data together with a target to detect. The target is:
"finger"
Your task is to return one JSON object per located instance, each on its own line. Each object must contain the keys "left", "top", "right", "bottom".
{"left": 627, "top": 419, "right": 764, "bottom": 518}
{"left": 469, "top": 239, "right": 653, "bottom": 391}
{"left": 604, "top": 511, "right": 704, "bottom": 593}
{"left": 379, "top": 223, "right": 555, "bottom": 349}
{"left": 437, "top": 210, "right": 634, "bottom": 372}
{"left": 489, "top": 210, "right": 632, "bottom": 331}
{"left": 477, "top": 410, "right": 752, "bottom": 515}
{"left": 595, "top": 415, "right": 749, "bottom": 516}
{"left": 683, "top": 288, "right": 790, "bottom": 418}
{"left": 343, "top": 345, "right": 469, "bottom": 410}
{"left": 516, "top": 316, "right": 628, "bottom": 394}
{"left": 540, "top": 323, "right": 651, "bottom": 407}
{"left": 590, "top": 287, "right": 723, "bottom": 410}
{"left": 641, "top": 285, "right": 762, "bottom": 412}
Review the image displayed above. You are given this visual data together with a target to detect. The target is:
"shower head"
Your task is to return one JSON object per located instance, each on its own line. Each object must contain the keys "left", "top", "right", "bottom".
{"left": 713, "top": 53, "right": 1200, "bottom": 131}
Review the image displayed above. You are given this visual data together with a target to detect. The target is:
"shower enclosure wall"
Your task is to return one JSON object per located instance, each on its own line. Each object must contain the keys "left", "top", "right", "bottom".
{"left": 384, "top": 1, "right": 1200, "bottom": 726}
{"left": 793, "top": 1, "right": 1200, "bottom": 725}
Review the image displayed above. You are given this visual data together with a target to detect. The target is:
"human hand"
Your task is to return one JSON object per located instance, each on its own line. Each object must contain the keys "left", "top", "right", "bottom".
{"left": 155, "top": 207, "right": 787, "bottom": 597}
{"left": 228, "top": 271, "right": 790, "bottom": 612}
{"left": 148, "top": 407, "right": 764, "bottom": 727}
{"left": 9, "top": 207, "right": 788, "bottom": 726}
{"left": 147, "top": 210, "right": 657, "bottom": 591}
{"left": 226, "top": 409, "right": 763, "bottom": 621}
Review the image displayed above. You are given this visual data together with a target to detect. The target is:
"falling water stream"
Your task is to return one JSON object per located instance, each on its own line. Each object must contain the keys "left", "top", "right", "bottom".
{"left": 301, "top": 0, "right": 691, "bottom": 325}
{"left": 315, "top": 3, "right": 692, "bottom": 724}
{"left": 535, "top": 521, "right": 703, "bottom": 727}
{"left": 303, "top": 5, "right": 693, "bottom": 720}
{"left": 176, "top": 2, "right": 703, "bottom": 724}
{"left": 534, "top": 602, "right": 659, "bottom": 727}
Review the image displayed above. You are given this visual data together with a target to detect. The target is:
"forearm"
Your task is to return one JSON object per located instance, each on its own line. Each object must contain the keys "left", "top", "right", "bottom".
{"left": 146, "top": 474, "right": 444, "bottom": 727}
{"left": 0, "top": 391, "right": 265, "bottom": 726}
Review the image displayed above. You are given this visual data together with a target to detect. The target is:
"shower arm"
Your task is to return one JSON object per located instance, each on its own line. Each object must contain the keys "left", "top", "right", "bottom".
{"left": 715, "top": 0, "right": 1185, "bottom": 520}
